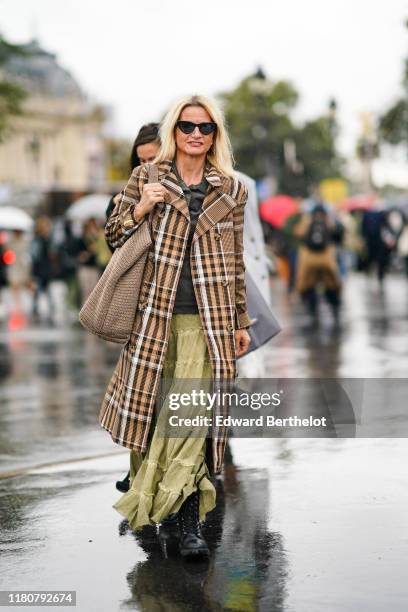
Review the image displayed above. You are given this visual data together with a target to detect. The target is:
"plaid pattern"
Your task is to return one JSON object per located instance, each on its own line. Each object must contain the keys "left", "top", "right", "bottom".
{"left": 99, "top": 159, "right": 250, "bottom": 473}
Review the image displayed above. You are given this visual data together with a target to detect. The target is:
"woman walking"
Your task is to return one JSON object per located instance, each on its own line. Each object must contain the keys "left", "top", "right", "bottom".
{"left": 100, "top": 95, "right": 251, "bottom": 557}
{"left": 31, "top": 216, "right": 54, "bottom": 318}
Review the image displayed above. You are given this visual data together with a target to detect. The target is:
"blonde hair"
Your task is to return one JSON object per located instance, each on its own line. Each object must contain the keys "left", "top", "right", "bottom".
{"left": 154, "top": 95, "right": 235, "bottom": 177}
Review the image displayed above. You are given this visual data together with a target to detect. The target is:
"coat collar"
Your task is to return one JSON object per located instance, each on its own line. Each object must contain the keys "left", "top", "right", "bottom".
{"left": 156, "top": 159, "right": 236, "bottom": 241}
{"left": 157, "top": 158, "right": 223, "bottom": 187}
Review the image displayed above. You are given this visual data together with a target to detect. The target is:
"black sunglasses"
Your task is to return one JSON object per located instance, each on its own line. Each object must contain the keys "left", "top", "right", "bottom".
{"left": 176, "top": 120, "right": 217, "bottom": 135}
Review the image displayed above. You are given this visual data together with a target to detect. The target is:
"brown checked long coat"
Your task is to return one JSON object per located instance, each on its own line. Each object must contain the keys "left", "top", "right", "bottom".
{"left": 99, "top": 159, "right": 251, "bottom": 474}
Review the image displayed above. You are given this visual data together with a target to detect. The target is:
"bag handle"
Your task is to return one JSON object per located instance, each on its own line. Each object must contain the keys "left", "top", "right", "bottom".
{"left": 146, "top": 163, "right": 162, "bottom": 224}
{"left": 147, "top": 163, "right": 159, "bottom": 184}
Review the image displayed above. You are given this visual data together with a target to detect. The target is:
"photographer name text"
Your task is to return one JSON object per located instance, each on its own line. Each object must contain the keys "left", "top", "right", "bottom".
{"left": 167, "top": 415, "right": 327, "bottom": 428}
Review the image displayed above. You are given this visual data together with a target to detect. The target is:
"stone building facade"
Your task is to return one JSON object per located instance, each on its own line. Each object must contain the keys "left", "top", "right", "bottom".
{"left": 0, "top": 40, "right": 107, "bottom": 195}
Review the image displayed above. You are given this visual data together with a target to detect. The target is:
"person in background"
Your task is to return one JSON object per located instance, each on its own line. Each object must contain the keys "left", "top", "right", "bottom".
{"left": 0, "top": 231, "right": 7, "bottom": 317}
{"left": 93, "top": 226, "right": 112, "bottom": 272}
{"left": 294, "top": 204, "right": 342, "bottom": 325}
{"left": 361, "top": 208, "right": 404, "bottom": 287}
{"left": 77, "top": 218, "right": 101, "bottom": 304}
{"left": 236, "top": 171, "right": 272, "bottom": 379}
{"left": 106, "top": 123, "right": 161, "bottom": 224}
{"left": 6, "top": 229, "right": 31, "bottom": 315}
{"left": 337, "top": 209, "right": 365, "bottom": 273}
{"left": 283, "top": 208, "right": 303, "bottom": 294}
{"left": 60, "top": 220, "right": 82, "bottom": 311}
{"left": 31, "top": 216, "right": 54, "bottom": 319}
{"left": 397, "top": 216, "right": 408, "bottom": 277}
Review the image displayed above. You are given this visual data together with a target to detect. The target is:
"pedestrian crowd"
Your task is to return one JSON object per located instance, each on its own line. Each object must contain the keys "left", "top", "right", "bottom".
{"left": 1, "top": 185, "right": 408, "bottom": 326}
{"left": 264, "top": 197, "right": 407, "bottom": 324}
{"left": 0, "top": 214, "right": 111, "bottom": 321}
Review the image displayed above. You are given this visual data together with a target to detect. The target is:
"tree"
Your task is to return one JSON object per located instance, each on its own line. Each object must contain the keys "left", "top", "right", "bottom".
{"left": 379, "top": 19, "right": 408, "bottom": 147}
{"left": 0, "top": 34, "right": 28, "bottom": 142}
{"left": 106, "top": 138, "right": 133, "bottom": 182}
{"left": 219, "top": 68, "right": 343, "bottom": 196}
{"left": 219, "top": 68, "right": 298, "bottom": 180}
{"left": 280, "top": 116, "right": 344, "bottom": 195}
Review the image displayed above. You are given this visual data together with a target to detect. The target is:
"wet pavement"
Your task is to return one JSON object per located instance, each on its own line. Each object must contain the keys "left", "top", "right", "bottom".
{"left": 1, "top": 273, "right": 408, "bottom": 611}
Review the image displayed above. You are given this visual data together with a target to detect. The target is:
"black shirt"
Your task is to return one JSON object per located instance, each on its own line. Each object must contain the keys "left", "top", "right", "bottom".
{"left": 173, "top": 165, "right": 208, "bottom": 314}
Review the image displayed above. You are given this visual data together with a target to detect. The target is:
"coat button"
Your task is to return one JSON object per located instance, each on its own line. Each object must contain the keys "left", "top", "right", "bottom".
{"left": 215, "top": 233, "right": 221, "bottom": 240}
{"left": 139, "top": 302, "right": 147, "bottom": 311}
{"left": 222, "top": 279, "right": 229, "bottom": 286}
{"left": 227, "top": 323, "right": 234, "bottom": 332}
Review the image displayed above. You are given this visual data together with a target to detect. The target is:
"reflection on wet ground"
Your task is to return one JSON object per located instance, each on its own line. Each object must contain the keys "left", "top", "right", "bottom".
{"left": 1, "top": 441, "right": 407, "bottom": 611}
{"left": 267, "top": 274, "right": 408, "bottom": 378}
{"left": 0, "top": 323, "right": 122, "bottom": 474}
{"left": 0, "top": 273, "right": 408, "bottom": 611}
{"left": 119, "top": 468, "right": 288, "bottom": 611}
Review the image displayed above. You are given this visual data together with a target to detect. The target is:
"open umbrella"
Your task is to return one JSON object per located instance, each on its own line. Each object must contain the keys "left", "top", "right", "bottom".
{"left": 66, "top": 194, "right": 112, "bottom": 221}
{"left": 259, "top": 195, "right": 299, "bottom": 228}
{"left": 339, "top": 193, "right": 378, "bottom": 212}
{"left": 0, "top": 206, "right": 33, "bottom": 231}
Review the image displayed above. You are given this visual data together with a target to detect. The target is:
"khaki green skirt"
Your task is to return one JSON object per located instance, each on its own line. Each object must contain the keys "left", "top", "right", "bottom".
{"left": 113, "top": 313, "right": 216, "bottom": 530}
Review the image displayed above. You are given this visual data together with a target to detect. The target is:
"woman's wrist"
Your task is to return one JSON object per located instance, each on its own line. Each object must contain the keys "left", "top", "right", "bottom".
{"left": 132, "top": 202, "right": 147, "bottom": 224}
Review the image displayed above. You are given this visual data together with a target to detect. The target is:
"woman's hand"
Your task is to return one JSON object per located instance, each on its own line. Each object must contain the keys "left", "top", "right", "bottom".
{"left": 138, "top": 182, "right": 167, "bottom": 217}
{"left": 235, "top": 328, "right": 251, "bottom": 357}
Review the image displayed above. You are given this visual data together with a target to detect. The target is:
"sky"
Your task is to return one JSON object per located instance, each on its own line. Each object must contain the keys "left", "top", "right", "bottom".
{"left": 2, "top": 0, "right": 408, "bottom": 184}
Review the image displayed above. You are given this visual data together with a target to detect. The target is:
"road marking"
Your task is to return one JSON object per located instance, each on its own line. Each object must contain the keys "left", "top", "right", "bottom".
{"left": 0, "top": 450, "right": 128, "bottom": 480}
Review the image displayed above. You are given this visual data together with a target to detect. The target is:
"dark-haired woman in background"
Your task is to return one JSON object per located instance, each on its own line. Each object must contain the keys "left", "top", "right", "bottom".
{"left": 106, "top": 123, "right": 160, "bottom": 221}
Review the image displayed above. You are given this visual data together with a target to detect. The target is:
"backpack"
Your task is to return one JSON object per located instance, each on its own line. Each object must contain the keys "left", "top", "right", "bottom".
{"left": 304, "top": 219, "right": 330, "bottom": 251}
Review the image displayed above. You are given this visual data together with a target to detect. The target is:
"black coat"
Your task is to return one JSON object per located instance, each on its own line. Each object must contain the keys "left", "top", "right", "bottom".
{"left": 31, "top": 236, "right": 53, "bottom": 281}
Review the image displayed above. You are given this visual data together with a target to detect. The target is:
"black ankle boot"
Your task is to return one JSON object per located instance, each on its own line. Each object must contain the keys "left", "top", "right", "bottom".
{"left": 115, "top": 471, "right": 130, "bottom": 493}
{"left": 160, "top": 512, "right": 178, "bottom": 528}
{"left": 178, "top": 491, "right": 209, "bottom": 558}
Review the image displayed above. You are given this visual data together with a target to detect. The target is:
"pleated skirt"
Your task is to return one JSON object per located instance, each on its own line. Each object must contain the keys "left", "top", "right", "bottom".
{"left": 112, "top": 313, "right": 216, "bottom": 530}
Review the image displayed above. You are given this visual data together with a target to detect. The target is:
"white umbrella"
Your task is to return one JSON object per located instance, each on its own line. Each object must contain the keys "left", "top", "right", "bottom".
{"left": 0, "top": 206, "right": 33, "bottom": 231}
{"left": 66, "top": 194, "right": 112, "bottom": 221}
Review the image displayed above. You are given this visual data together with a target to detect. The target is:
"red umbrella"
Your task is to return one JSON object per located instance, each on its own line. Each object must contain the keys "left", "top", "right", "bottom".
{"left": 259, "top": 195, "right": 299, "bottom": 228}
{"left": 339, "top": 193, "right": 378, "bottom": 212}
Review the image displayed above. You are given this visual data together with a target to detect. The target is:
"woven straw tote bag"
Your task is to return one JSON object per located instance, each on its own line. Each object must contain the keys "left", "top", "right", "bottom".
{"left": 79, "top": 164, "right": 158, "bottom": 343}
